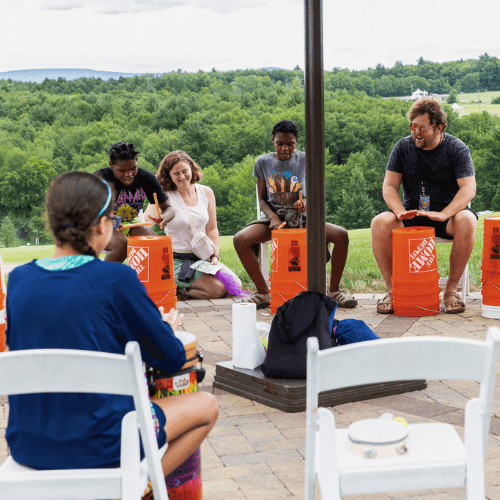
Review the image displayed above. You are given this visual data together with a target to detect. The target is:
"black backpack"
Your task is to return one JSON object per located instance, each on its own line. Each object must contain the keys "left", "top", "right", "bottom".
{"left": 261, "top": 291, "right": 337, "bottom": 379}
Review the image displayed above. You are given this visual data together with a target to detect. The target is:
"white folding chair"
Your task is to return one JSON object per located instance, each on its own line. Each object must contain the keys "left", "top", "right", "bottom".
{"left": 0, "top": 342, "right": 168, "bottom": 500}
{"left": 436, "top": 236, "right": 470, "bottom": 303}
{"left": 256, "top": 184, "right": 271, "bottom": 282}
{"left": 305, "top": 327, "right": 500, "bottom": 500}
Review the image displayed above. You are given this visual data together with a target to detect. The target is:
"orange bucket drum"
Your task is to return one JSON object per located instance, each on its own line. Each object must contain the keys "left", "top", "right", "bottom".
{"left": 392, "top": 227, "right": 440, "bottom": 316}
{"left": 270, "top": 229, "right": 307, "bottom": 313}
{"left": 146, "top": 331, "right": 205, "bottom": 499}
{"left": 481, "top": 217, "right": 500, "bottom": 317}
{"left": 127, "top": 235, "right": 177, "bottom": 312}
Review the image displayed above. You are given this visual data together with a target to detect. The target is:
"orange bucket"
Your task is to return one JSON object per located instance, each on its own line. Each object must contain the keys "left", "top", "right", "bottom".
{"left": 482, "top": 217, "right": 500, "bottom": 270}
{"left": 392, "top": 227, "right": 439, "bottom": 281}
{"left": 270, "top": 229, "right": 307, "bottom": 281}
{"left": 270, "top": 229, "right": 307, "bottom": 313}
{"left": 0, "top": 321, "right": 5, "bottom": 353}
{"left": 270, "top": 280, "right": 307, "bottom": 314}
{"left": 392, "top": 227, "right": 440, "bottom": 317}
{"left": 127, "top": 235, "right": 177, "bottom": 311}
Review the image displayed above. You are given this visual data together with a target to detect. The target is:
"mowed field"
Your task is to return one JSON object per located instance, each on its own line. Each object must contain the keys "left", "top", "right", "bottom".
{"left": 397, "top": 90, "right": 500, "bottom": 116}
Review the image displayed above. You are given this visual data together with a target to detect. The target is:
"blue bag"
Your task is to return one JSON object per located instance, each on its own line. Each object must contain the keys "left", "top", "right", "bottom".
{"left": 333, "top": 318, "right": 380, "bottom": 345}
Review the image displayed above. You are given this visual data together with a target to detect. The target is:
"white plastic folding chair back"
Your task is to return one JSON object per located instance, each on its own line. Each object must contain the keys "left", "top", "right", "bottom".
{"left": 256, "top": 184, "right": 271, "bottom": 281}
{"left": 305, "top": 328, "right": 500, "bottom": 500}
{"left": 0, "top": 342, "right": 168, "bottom": 500}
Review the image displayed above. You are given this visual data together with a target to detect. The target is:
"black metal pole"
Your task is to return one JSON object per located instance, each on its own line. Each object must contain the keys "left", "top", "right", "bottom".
{"left": 304, "top": 0, "right": 326, "bottom": 293}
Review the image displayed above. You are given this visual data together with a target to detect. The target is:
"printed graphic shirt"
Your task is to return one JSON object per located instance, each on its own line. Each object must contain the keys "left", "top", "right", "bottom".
{"left": 94, "top": 167, "right": 168, "bottom": 223}
{"left": 253, "top": 151, "right": 306, "bottom": 212}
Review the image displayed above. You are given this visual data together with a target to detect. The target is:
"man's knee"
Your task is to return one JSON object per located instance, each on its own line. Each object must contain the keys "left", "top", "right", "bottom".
{"left": 371, "top": 212, "right": 398, "bottom": 237}
{"left": 449, "top": 210, "right": 477, "bottom": 238}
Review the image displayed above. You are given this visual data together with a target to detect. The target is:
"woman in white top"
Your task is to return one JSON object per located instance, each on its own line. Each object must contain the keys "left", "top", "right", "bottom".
{"left": 144, "top": 151, "right": 227, "bottom": 299}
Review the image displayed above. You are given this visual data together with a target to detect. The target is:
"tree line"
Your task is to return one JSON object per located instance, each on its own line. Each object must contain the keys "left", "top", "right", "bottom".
{"left": 0, "top": 56, "right": 500, "bottom": 245}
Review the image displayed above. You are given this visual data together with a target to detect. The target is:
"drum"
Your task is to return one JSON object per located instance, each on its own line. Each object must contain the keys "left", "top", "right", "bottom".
{"left": 146, "top": 331, "right": 205, "bottom": 500}
{"left": 348, "top": 418, "right": 409, "bottom": 459}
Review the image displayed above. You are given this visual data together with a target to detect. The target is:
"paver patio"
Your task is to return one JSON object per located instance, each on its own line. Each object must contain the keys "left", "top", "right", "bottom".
{"left": 2, "top": 292, "right": 500, "bottom": 499}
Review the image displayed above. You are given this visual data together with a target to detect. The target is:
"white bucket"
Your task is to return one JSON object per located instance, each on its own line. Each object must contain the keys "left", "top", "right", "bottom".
{"left": 481, "top": 303, "right": 500, "bottom": 319}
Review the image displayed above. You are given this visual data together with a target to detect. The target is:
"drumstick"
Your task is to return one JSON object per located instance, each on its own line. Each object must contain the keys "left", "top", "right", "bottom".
{"left": 122, "top": 222, "right": 153, "bottom": 228}
{"left": 300, "top": 191, "right": 303, "bottom": 202}
{"left": 278, "top": 221, "right": 286, "bottom": 230}
{"left": 153, "top": 192, "right": 162, "bottom": 219}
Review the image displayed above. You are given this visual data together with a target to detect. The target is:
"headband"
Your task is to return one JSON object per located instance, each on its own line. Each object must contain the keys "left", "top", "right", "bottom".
{"left": 97, "top": 180, "right": 112, "bottom": 218}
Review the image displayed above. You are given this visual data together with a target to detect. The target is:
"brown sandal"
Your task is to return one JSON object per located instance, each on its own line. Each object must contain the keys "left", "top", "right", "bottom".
{"left": 327, "top": 289, "right": 358, "bottom": 308}
{"left": 443, "top": 291, "right": 465, "bottom": 314}
{"left": 377, "top": 292, "right": 393, "bottom": 314}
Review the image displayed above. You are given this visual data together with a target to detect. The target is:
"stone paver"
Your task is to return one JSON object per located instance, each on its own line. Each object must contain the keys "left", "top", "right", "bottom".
{"left": 2, "top": 293, "right": 500, "bottom": 498}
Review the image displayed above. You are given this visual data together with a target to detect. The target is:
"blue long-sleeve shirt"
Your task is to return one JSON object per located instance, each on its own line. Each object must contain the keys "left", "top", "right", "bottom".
{"left": 6, "top": 259, "right": 185, "bottom": 469}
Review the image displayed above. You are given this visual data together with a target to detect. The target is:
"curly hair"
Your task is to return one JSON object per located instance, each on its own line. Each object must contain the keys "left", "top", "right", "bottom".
{"left": 408, "top": 99, "right": 447, "bottom": 131}
{"left": 156, "top": 150, "right": 202, "bottom": 192}
{"left": 109, "top": 142, "right": 139, "bottom": 165}
{"left": 45, "top": 172, "right": 115, "bottom": 258}
{"left": 272, "top": 120, "right": 299, "bottom": 138}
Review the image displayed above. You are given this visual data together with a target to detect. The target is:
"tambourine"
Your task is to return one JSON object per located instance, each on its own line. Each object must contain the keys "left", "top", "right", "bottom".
{"left": 348, "top": 418, "right": 409, "bottom": 459}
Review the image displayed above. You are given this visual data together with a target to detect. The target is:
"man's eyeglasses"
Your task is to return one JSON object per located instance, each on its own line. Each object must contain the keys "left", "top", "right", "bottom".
{"left": 410, "top": 123, "right": 436, "bottom": 133}
{"left": 108, "top": 215, "right": 121, "bottom": 230}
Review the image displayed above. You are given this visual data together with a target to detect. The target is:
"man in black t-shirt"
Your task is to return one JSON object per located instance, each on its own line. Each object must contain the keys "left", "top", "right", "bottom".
{"left": 371, "top": 100, "right": 477, "bottom": 314}
{"left": 94, "top": 142, "right": 174, "bottom": 262}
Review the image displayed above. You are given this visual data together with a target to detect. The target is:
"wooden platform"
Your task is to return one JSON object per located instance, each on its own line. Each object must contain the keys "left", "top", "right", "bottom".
{"left": 213, "top": 360, "right": 427, "bottom": 413}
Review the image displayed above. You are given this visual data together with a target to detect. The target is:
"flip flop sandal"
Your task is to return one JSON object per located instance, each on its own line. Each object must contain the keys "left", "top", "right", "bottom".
{"left": 328, "top": 289, "right": 358, "bottom": 308}
{"left": 443, "top": 291, "right": 466, "bottom": 314}
{"left": 377, "top": 292, "right": 393, "bottom": 314}
{"left": 240, "top": 293, "right": 270, "bottom": 309}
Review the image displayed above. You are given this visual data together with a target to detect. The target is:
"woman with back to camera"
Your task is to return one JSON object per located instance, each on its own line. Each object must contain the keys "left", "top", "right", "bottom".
{"left": 6, "top": 172, "right": 218, "bottom": 488}
{"left": 144, "top": 151, "right": 229, "bottom": 300}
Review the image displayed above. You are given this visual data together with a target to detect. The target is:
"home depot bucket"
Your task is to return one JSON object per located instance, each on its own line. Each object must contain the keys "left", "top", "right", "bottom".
{"left": 270, "top": 280, "right": 307, "bottom": 314}
{"left": 270, "top": 229, "right": 307, "bottom": 313}
{"left": 481, "top": 218, "right": 500, "bottom": 316}
{"left": 127, "top": 235, "right": 177, "bottom": 312}
{"left": 392, "top": 227, "right": 440, "bottom": 316}
{"left": 482, "top": 217, "right": 500, "bottom": 269}
{"left": 146, "top": 331, "right": 205, "bottom": 500}
{"left": 392, "top": 227, "right": 439, "bottom": 281}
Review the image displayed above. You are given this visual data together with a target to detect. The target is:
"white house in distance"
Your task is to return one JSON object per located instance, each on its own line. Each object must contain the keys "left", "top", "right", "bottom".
{"left": 411, "top": 88, "right": 428, "bottom": 99}
{"left": 451, "top": 102, "right": 465, "bottom": 115}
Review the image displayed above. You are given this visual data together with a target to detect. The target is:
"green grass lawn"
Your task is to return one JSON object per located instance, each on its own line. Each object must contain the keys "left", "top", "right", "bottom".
{"left": 2, "top": 214, "right": 496, "bottom": 293}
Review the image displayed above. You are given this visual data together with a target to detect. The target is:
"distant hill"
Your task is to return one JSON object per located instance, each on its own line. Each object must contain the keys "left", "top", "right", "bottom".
{"left": 0, "top": 68, "right": 143, "bottom": 83}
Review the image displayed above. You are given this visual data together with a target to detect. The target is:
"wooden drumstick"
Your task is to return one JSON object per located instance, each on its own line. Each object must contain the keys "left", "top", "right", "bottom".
{"left": 278, "top": 221, "right": 287, "bottom": 230}
{"left": 153, "top": 192, "right": 162, "bottom": 219}
{"left": 299, "top": 191, "right": 303, "bottom": 202}
{"left": 122, "top": 222, "right": 153, "bottom": 228}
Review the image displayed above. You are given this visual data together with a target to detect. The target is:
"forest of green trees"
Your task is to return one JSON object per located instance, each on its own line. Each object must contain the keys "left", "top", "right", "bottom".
{"left": 1, "top": 54, "right": 500, "bottom": 245}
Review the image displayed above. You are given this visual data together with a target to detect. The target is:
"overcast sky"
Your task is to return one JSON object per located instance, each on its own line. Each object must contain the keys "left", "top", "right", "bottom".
{"left": 2, "top": 0, "right": 499, "bottom": 74}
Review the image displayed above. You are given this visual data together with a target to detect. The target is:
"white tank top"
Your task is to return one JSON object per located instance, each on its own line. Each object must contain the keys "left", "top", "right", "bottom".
{"left": 165, "top": 184, "right": 209, "bottom": 253}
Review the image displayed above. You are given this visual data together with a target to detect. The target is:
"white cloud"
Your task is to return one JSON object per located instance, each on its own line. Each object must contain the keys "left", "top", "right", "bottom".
{"left": 1, "top": 0, "right": 499, "bottom": 74}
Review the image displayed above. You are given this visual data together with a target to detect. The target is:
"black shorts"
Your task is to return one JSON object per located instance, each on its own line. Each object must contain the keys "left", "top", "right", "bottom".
{"left": 389, "top": 206, "right": 477, "bottom": 240}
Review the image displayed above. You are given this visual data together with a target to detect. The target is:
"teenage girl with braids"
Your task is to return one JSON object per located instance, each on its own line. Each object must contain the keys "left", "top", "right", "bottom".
{"left": 5, "top": 172, "right": 219, "bottom": 484}
{"left": 94, "top": 142, "right": 175, "bottom": 262}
